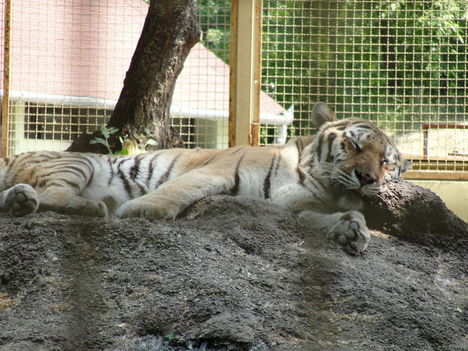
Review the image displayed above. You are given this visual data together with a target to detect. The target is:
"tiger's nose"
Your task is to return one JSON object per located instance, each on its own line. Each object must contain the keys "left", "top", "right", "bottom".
{"left": 355, "top": 170, "right": 377, "bottom": 186}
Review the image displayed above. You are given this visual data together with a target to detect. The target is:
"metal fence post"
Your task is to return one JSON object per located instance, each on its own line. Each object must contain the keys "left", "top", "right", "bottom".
{"left": 229, "top": 0, "right": 262, "bottom": 147}
{"left": 1, "top": 0, "right": 11, "bottom": 156}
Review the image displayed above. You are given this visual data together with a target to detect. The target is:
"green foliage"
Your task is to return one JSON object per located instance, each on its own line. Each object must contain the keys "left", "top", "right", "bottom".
{"left": 90, "top": 124, "right": 160, "bottom": 155}
{"left": 90, "top": 125, "right": 119, "bottom": 154}
{"left": 163, "top": 332, "right": 180, "bottom": 343}
{"left": 198, "top": 0, "right": 467, "bottom": 133}
{"left": 341, "top": 0, "right": 467, "bottom": 95}
{"left": 198, "top": 0, "right": 231, "bottom": 63}
{"left": 339, "top": 0, "right": 466, "bottom": 124}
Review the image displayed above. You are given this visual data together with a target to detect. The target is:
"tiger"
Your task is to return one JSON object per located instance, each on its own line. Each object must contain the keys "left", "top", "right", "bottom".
{"left": 0, "top": 102, "right": 410, "bottom": 255}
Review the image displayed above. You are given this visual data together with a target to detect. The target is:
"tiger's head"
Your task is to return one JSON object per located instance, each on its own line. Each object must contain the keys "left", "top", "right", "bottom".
{"left": 304, "top": 103, "right": 411, "bottom": 198}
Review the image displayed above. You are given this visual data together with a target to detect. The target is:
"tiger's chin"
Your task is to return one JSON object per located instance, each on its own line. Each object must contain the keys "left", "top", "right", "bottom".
{"left": 336, "top": 190, "right": 365, "bottom": 211}
{"left": 355, "top": 187, "right": 379, "bottom": 197}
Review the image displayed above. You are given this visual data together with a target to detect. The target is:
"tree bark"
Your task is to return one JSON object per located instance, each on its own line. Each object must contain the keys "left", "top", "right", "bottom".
{"left": 68, "top": 0, "right": 201, "bottom": 153}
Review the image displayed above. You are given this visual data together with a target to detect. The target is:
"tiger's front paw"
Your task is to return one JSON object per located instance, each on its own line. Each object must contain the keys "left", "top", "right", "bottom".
{"left": 2, "top": 184, "right": 39, "bottom": 216}
{"left": 116, "top": 199, "right": 179, "bottom": 220}
{"left": 329, "top": 211, "right": 370, "bottom": 255}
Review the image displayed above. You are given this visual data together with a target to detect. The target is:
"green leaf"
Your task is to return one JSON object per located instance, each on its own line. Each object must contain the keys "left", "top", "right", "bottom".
{"left": 90, "top": 138, "right": 106, "bottom": 145}
{"left": 163, "top": 332, "right": 179, "bottom": 342}
{"left": 116, "top": 149, "right": 129, "bottom": 155}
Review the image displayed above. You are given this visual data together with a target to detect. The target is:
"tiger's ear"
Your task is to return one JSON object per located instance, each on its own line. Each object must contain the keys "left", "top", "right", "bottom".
{"left": 401, "top": 159, "right": 412, "bottom": 173}
{"left": 311, "top": 102, "right": 337, "bottom": 129}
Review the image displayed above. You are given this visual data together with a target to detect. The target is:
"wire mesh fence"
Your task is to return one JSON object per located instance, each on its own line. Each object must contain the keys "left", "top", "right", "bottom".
{"left": 0, "top": 0, "right": 232, "bottom": 153}
{"left": 1, "top": 0, "right": 467, "bottom": 178}
{"left": 172, "top": 0, "right": 231, "bottom": 149}
{"left": 1, "top": 0, "right": 147, "bottom": 154}
{"left": 261, "top": 0, "right": 468, "bottom": 176}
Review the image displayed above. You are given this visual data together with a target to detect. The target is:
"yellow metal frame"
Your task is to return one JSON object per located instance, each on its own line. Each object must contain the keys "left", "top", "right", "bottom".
{"left": 229, "top": 0, "right": 262, "bottom": 147}
{"left": 1, "top": 0, "right": 11, "bottom": 157}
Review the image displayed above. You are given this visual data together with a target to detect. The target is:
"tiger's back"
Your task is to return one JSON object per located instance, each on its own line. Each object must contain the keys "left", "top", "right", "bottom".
{"left": 0, "top": 143, "right": 303, "bottom": 216}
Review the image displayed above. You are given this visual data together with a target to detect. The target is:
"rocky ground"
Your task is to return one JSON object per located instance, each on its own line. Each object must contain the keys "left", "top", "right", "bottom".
{"left": 0, "top": 182, "right": 466, "bottom": 351}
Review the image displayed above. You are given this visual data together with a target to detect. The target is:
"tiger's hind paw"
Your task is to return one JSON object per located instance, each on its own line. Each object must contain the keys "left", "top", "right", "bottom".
{"left": 2, "top": 184, "right": 39, "bottom": 216}
{"left": 329, "top": 211, "right": 370, "bottom": 255}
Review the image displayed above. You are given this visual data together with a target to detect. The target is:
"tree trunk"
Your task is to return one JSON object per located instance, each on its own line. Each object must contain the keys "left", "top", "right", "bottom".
{"left": 68, "top": 0, "right": 200, "bottom": 153}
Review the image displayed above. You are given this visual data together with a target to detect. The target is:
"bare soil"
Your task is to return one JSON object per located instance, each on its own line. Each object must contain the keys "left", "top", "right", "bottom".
{"left": 0, "top": 182, "right": 466, "bottom": 351}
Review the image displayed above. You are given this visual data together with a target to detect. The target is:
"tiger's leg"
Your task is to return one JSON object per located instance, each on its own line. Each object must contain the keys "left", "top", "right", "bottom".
{"left": 0, "top": 184, "right": 39, "bottom": 216}
{"left": 116, "top": 168, "right": 232, "bottom": 220}
{"left": 271, "top": 183, "right": 370, "bottom": 255}
{"left": 37, "top": 187, "right": 108, "bottom": 217}
{"left": 299, "top": 210, "right": 370, "bottom": 255}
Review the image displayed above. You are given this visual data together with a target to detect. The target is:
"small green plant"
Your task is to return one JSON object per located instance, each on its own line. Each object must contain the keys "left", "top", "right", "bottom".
{"left": 90, "top": 125, "right": 119, "bottom": 154}
{"left": 90, "top": 125, "right": 158, "bottom": 154}
{"left": 163, "top": 332, "right": 180, "bottom": 343}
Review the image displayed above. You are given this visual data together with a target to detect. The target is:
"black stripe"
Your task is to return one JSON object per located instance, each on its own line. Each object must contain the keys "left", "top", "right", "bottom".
{"left": 54, "top": 179, "right": 82, "bottom": 192}
{"left": 7, "top": 156, "right": 16, "bottom": 169}
{"left": 201, "top": 153, "right": 219, "bottom": 167}
{"left": 38, "top": 167, "right": 84, "bottom": 181}
{"left": 340, "top": 141, "right": 347, "bottom": 153}
{"left": 118, "top": 168, "right": 133, "bottom": 198}
{"left": 205, "top": 147, "right": 242, "bottom": 169}
{"left": 130, "top": 155, "right": 147, "bottom": 195}
{"left": 295, "top": 138, "right": 304, "bottom": 153}
{"left": 53, "top": 157, "right": 93, "bottom": 171}
{"left": 136, "top": 182, "right": 148, "bottom": 196}
{"left": 24, "top": 153, "right": 51, "bottom": 167}
{"left": 62, "top": 179, "right": 81, "bottom": 194}
{"left": 61, "top": 165, "right": 89, "bottom": 180}
{"left": 316, "top": 133, "right": 325, "bottom": 161}
{"left": 325, "top": 132, "right": 337, "bottom": 163}
{"left": 274, "top": 155, "right": 282, "bottom": 176}
{"left": 129, "top": 155, "right": 144, "bottom": 181}
{"left": 154, "top": 154, "right": 181, "bottom": 189}
{"left": 354, "top": 124, "right": 372, "bottom": 130}
{"left": 263, "top": 155, "right": 277, "bottom": 199}
{"left": 229, "top": 148, "right": 243, "bottom": 155}
{"left": 230, "top": 154, "right": 245, "bottom": 196}
{"left": 116, "top": 157, "right": 128, "bottom": 170}
{"left": 321, "top": 121, "right": 343, "bottom": 133}
{"left": 295, "top": 139, "right": 304, "bottom": 161}
{"left": 31, "top": 176, "right": 39, "bottom": 188}
{"left": 146, "top": 152, "right": 162, "bottom": 185}
{"left": 296, "top": 166, "right": 306, "bottom": 185}
{"left": 114, "top": 156, "right": 132, "bottom": 197}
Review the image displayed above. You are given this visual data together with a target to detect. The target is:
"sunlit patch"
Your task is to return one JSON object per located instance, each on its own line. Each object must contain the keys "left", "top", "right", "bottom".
{"left": 370, "top": 230, "right": 393, "bottom": 239}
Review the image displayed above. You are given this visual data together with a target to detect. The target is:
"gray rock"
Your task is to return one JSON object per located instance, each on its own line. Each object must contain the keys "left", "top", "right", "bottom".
{"left": 0, "top": 189, "right": 466, "bottom": 350}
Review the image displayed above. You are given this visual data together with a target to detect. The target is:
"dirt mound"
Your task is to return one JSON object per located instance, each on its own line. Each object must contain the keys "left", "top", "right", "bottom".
{"left": 0, "top": 183, "right": 466, "bottom": 350}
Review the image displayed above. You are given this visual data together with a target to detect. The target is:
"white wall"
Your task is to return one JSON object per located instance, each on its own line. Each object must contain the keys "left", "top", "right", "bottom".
{"left": 408, "top": 180, "right": 468, "bottom": 221}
